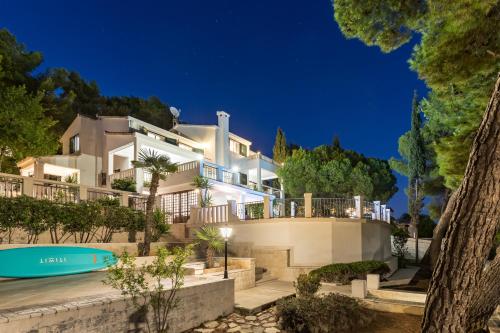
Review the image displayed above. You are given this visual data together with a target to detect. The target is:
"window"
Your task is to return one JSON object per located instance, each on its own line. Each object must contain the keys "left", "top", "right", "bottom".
{"left": 69, "top": 134, "right": 80, "bottom": 154}
{"left": 159, "top": 190, "right": 198, "bottom": 223}
{"left": 230, "top": 139, "right": 247, "bottom": 157}
{"left": 165, "top": 137, "right": 178, "bottom": 146}
{"left": 239, "top": 173, "right": 248, "bottom": 185}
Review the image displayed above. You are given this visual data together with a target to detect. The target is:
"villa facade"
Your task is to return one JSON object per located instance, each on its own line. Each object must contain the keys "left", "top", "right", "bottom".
{"left": 17, "top": 111, "right": 283, "bottom": 222}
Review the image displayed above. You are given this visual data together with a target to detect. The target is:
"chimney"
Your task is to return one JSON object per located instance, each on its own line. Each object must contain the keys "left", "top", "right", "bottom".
{"left": 216, "top": 111, "right": 230, "bottom": 167}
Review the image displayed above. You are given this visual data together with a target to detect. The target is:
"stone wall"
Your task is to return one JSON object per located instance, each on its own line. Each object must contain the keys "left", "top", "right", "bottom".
{"left": 211, "top": 257, "right": 256, "bottom": 291}
{"left": 0, "top": 242, "right": 168, "bottom": 256}
{"left": 227, "top": 218, "right": 392, "bottom": 267}
{"left": 0, "top": 278, "right": 234, "bottom": 333}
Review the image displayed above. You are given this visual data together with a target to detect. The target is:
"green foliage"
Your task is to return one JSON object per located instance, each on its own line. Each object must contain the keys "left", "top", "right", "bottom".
{"left": 111, "top": 177, "right": 137, "bottom": 192}
{"left": 195, "top": 226, "right": 224, "bottom": 268}
{"left": 0, "top": 84, "right": 58, "bottom": 172}
{"left": 392, "top": 227, "right": 409, "bottom": 268}
{"left": 151, "top": 209, "right": 170, "bottom": 242}
{"left": 272, "top": 127, "right": 287, "bottom": 164}
{"left": 191, "top": 175, "right": 212, "bottom": 207}
{"left": 132, "top": 149, "right": 177, "bottom": 256}
{"left": 309, "top": 260, "right": 390, "bottom": 284}
{"left": 276, "top": 291, "right": 372, "bottom": 332}
{"left": 105, "top": 245, "right": 194, "bottom": 333}
{"left": 0, "top": 195, "right": 145, "bottom": 244}
{"left": 294, "top": 273, "right": 321, "bottom": 298}
{"left": 333, "top": 0, "right": 426, "bottom": 52}
{"left": 278, "top": 141, "right": 397, "bottom": 201}
{"left": 333, "top": 0, "right": 500, "bottom": 191}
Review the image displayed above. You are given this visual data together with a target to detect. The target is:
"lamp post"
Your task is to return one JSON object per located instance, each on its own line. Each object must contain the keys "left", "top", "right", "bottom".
{"left": 219, "top": 226, "right": 232, "bottom": 279}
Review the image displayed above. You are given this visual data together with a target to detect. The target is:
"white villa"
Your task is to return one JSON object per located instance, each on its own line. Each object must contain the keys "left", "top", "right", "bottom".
{"left": 17, "top": 111, "right": 283, "bottom": 222}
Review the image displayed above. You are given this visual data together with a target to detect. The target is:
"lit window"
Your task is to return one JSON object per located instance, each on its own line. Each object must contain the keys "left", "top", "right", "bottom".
{"left": 230, "top": 139, "right": 247, "bottom": 156}
{"left": 69, "top": 134, "right": 80, "bottom": 154}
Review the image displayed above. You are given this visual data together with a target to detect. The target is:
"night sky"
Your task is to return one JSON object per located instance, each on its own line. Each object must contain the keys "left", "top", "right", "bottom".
{"left": 1, "top": 0, "right": 428, "bottom": 217}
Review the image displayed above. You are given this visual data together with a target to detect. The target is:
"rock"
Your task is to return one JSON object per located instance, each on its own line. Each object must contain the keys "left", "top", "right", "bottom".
{"left": 193, "top": 329, "right": 214, "bottom": 333}
{"left": 252, "top": 327, "right": 265, "bottom": 333}
{"left": 264, "top": 328, "right": 280, "bottom": 333}
{"left": 245, "top": 315, "right": 257, "bottom": 321}
{"left": 217, "top": 323, "right": 228, "bottom": 330}
{"left": 228, "top": 322, "right": 238, "bottom": 328}
{"left": 204, "top": 321, "right": 219, "bottom": 329}
{"left": 236, "top": 318, "right": 246, "bottom": 324}
{"left": 227, "top": 326, "right": 241, "bottom": 332}
{"left": 262, "top": 322, "right": 276, "bottom": 327}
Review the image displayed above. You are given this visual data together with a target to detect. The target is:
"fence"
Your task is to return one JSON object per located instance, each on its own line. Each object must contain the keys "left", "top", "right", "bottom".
{"left": 311, "top": 198, "right": 356, "bottom": 218}
{"left": 236, "top": 201, "right": 264, "bottom": 220}
{"left": 189, "top": 204, "right": 233, "bottom": 224}
{"left": 273, "top": 198, "right": 305, "bottom": 218}
{"left": 0, "top": 172, "right": 132, "bottom": 207}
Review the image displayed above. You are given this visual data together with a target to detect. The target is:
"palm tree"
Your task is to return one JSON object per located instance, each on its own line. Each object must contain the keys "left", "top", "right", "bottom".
{"left": 192, "top": 175, "right": 212, "bottom": 207}
{"left": 132, "top": 149, "right": 178, "bottom": 256}
{"left": 195, "top": 226, "right": 224, "bottom": 268}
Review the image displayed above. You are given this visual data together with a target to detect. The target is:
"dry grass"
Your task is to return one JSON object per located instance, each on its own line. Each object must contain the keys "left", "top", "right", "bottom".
{"left": 359, "top": 311, "right": 422, "bottom": 333}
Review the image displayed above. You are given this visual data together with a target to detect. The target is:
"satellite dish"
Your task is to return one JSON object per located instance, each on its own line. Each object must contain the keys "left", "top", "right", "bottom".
{"left": 170, "top": 106, "right": 180, "bottom": 118}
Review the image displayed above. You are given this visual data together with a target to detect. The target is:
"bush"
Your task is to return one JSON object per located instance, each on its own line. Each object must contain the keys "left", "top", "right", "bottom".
{"left": 294, "top": 274, "right": 320, "bottom": 298}
{"left": 277, "top": 292, "right": 372, "bottom": 332}
{"left": 392, "top": 227, "right": 409, "bottom": 268}
{"left": 111, "top": 177, "right": 136, "bottom": 192}
{"left": 310, "top": 260, "right": 390, "bottom": 284}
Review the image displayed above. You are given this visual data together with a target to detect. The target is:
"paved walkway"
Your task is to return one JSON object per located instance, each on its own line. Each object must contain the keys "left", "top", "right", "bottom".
{"left": 235, "top": 280, "right": 294, "bottom": 314}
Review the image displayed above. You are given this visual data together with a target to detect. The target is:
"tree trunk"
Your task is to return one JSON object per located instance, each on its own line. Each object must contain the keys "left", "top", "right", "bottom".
{"left": 141, "top": 173, "right": 160, "bottom": 256}
{"left": 421, "top": 74, "right": 500, "bottom": 332}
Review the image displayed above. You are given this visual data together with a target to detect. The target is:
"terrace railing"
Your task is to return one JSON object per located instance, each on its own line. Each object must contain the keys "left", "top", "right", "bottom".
{"left": 273, "top": 198, "right": 305, "bottom": 218}
{"left": 0, "top": 172, "right": 133, "bottom": 207}
{"left": 236, "top": 201, "right": 264, "bottom": 220}
{"left": 312, "top": 198, "right": 357, "bottom": 218}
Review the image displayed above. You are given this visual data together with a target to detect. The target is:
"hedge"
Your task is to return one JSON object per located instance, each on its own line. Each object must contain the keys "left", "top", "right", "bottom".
{"left": 310, "top": 260, "right": 390, "bottom": 284}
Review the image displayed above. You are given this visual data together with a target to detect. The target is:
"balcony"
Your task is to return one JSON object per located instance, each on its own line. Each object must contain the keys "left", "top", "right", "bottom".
{"left": 202, "top": 163, "right": 281, "bottom": 196}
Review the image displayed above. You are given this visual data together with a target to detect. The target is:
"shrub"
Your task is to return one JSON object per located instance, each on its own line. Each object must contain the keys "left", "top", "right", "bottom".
{"left": 392, "top": 227, "right": 409, "bottom": 268}
{"left": 310, "top": 260, "right": 390, "bottom": 284}
{"left": 111, "top": 177, "right": 136, "bottom": 192}
{"left": 294, "top": 273, "right": 320, "bottom": 298}
{"left": 277, "top": 292, "right": 372, "bottom": 332}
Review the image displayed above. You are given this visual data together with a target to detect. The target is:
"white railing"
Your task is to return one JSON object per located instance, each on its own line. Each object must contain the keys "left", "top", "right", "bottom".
{"left": 109, "top": 168, "right": 136, "bottom": 183}
{"left": 189, "top": 204, "right": 240, "bottom": 224}
{"left": 0, "top": 172, "right": 131, "bottom": 206}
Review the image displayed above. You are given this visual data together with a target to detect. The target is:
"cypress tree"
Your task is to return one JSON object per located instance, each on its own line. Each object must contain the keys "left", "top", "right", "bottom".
{"left": 273, "top": 127, "right": 287, "bottom": 164}
{"left": 408, "top": 91, "right": 426, "bottom": 262}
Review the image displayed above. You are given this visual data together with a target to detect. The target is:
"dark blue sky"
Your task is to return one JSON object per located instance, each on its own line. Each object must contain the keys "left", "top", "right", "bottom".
{"left": 1, "top": 0, "right": 427, "bottom": 216}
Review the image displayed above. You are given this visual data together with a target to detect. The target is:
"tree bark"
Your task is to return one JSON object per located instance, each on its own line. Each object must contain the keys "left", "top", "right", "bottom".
{"left": 421, "top": 74, "right": 500, "bottom": 332}
{"left": 141, "top": 173, "right": 160, "bottom": 256}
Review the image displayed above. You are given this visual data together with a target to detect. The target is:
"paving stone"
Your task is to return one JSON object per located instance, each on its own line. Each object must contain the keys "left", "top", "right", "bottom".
{"left": 245, "top": 315, "right": 257, "bottom": 321}
{"left": 194, "top": 329, "right": 214, "bottom": 333}
{"left": 227, "top": 326, "right": 241, "bottom": 332}
{"left": 262, "top": 322, "right": 276, "bottom": 327}
{"left": 228, "top": 322, "right": 238, "bottom": 328}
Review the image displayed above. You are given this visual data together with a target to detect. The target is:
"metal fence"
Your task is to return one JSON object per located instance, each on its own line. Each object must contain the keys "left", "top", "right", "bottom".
{"left": 33, "top": 181, "right": 80, "bottom": 203}
{"left": 311, "top": 198, "right": 356, "bottom": 218}
{"left": 0, "top": 175, "right": 23, "bottom": 197}
{"left": 273, "top": 198, "right": 305, "bottom": 218}
{"left": 236, "top": 201, "right": 264, "bottom": 220}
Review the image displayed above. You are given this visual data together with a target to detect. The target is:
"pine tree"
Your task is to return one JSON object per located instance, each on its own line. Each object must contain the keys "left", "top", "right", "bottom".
{"left": 407, "top": 91, "right": 426, "bottom": 262}
{"left": 273, "top": 128, "right": 287, "bottom": 164}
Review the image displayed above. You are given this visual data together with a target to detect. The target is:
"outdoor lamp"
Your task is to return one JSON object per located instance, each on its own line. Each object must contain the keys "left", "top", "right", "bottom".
{"left": 219, "top": 226, "right": 233, "bottom": 279}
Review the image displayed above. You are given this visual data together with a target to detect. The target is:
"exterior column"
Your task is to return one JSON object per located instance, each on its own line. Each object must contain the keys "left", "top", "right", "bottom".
{"left": 280, "top": 181, "right": 285, "bottom": 199}
{"left": 381, "top": 204, "right": 387, "bottom": 221}
{"left": 33, "top": 160, "right": 44, "bottom": 180}
{"left": 22, "top": 177, "right": 34, "bottom": 197}
{"left": 80, "top": 185, "right": 88, "bottom": 201}
{"left": 385, "top": 208, "right": 391, "bottom": 223}
{"left": 304, "top": 193, "right": 312, "bottom": 218}
{"left": 256, "top": 153, "right": 262, "bottom": 191}
{"left": 373, "top": 201, "right": 381, "bottom": 220}
{"left": 121, "top": 192, "right": 129, "bottom": 207}
{"left": 263, "top": 196, "right": 271, "bottom": 219}
{"left": 354, "top": 195, "right": 364, "bottom": 219}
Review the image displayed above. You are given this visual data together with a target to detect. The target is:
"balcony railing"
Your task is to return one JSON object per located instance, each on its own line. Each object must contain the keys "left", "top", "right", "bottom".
{"left": 312, "top": 198, "right": 356, "bottom": 218}
{"left": 273, "top": 198, "right": 305, "bottom": 218}
{"left": 0, "top": 174, "right": 23, "bottom": 197}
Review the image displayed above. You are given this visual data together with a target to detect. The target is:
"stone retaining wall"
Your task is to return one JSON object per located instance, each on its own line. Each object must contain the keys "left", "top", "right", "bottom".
{"left": 0, "top": 278, "right": 234, "bottom": 333}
